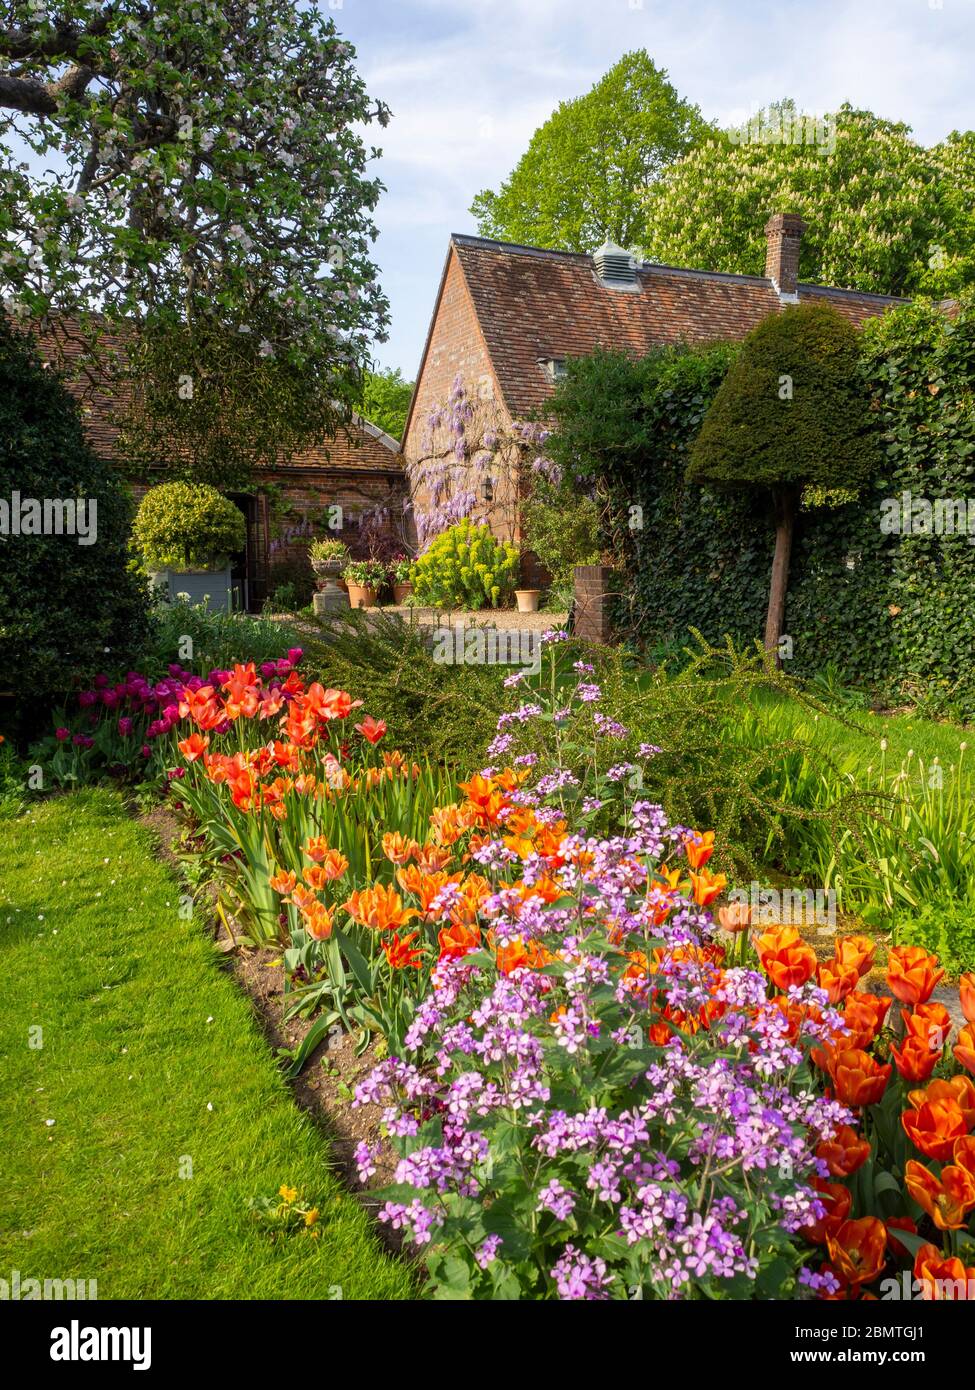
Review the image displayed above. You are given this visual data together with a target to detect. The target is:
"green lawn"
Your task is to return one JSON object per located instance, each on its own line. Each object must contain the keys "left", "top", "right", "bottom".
{"left": 0, "top": 789, "right": 412, "bottom": 1300}
{"left": 746, "top": 689, "right": 972, "bottom": 784}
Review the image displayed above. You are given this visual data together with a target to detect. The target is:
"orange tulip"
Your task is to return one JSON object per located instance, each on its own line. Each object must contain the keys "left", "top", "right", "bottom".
{"left": 905, "top": 1158, "right": 975, "bottom": 1230}
{"left": 960, "top": 972, "right": 975, "bottom": 1025}
{"left": 816, "top": 1124, "right": 871, "bottom": 1178}
{"left": 268, "top": 868, "right": 298, "bottom": 895}
{"left": 304, "top": 836, "right": 330, "bottom": 863}
{"left": 757, "top": 925, "right": 817, "bottom": 991}
{"left": 496, "top": 936, "right": 529, "bottom": 975}
{"left": 414, "top": 843, "right": 456, "bottom": 873}
{"left": 354, "top": 715, "right": 387, "bottom": 744}
{"left": 688, "top": 868, "right": 726, "bottom": 907}
{"left": 458, "top": 774, "right": 508, "bottom": 828}
{"left": 437, "top": 920, "right": 481, "bottom": 962}
{"left": 451, "top": 873, "right": 492, "bottom": 924}
{"left": 321, "top": 850, "right": 349, "bottom": 881}
{"left": 430, "top": 803, "right": 472, "bottom": 847}
{"left": 178, "top": 731, "right": 210, "bottom": 762}
{"left": 826, "top": 1217, "right": 887, "bottom": 1287}
{"left": 842, "top": 990, "right": 891, "bottom": 1048}
{"left": 902, "top": 1001, "right": 951, "bottom": 1050}
{"left": 828, "top": 1048, "right": 891, "bottom": 1108}
{"left": 954, "top": 1022, "right": 975, "bottom": 1076}
{"left": 902, "top": 1095, "right": 969, "bottom": 1161}
{"left": 383, "top": 931, "right": 424, "bottom": 970}
{"left": 891, "top": 1034, "right": 942, "bottom": 1084}
{"left": 803, "top": 1180, "right": 852, "bottom": 1245}
{"left": 302, "top": 902, "right": 334, "bottom": 941}
{"left": 683, "top": 830, "right": 715, "bottom": 870}
{"left": 913, "top": 1244, "right": 975, "bottom": 1301}
{"left": 817, "top": 959, "right": 860, "bottom": 1005}
{"left": 908, "top": 1075, "right": 975, "bottom": 1130}
{"left": 952, "top": 1134, "right": 975, "bottom": 1177}
{"left": 717, "top": 902, "right": 752, "bottom": 933}
{"left": 343, "top": 884, "right": 416, "bottom": 933}
{"left": 290, "top": 886, "right": 319, "bottom": 914}
{"left": 381, "top": 832, "right": 418, "bottom": 865}
{"left": 885, "top": 945, "right": 944, "bottom": 1005}
{"left": 834, "top": 934, "right": 876, "bottom": 979}
{"left": 302, "top": 865, "right": 330, "bottom": 892}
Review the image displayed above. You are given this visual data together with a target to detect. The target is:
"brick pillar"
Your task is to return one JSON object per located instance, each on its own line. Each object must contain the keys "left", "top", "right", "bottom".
{"left": 764, "top": 213, "right": 806, "bottom": 297}
{"left": 573, "top": 564, "right": 616, "bottom": 644}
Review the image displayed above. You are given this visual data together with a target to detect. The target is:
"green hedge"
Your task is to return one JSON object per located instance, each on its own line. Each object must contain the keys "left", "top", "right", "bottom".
{"left": 544, "top": 296, "right": 975, "bottom": 716}
{"left": 0, "top": 318, "right": 148, "bottom": 735}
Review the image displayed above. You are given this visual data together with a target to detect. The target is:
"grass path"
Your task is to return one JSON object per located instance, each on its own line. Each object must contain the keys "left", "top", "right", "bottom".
{"left": 0, "top": 789, "right": 412, "bottom": 1300}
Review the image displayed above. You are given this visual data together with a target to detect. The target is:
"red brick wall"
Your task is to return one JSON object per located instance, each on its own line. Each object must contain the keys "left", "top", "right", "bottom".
{"left": 264, "top": 469, "right": 409, "bottom": 572}
{"left": 404, "top": 248, "right": 541, "bottom": 572}
{"left": 404, "top": 249, "right": 506, "bottom": 460}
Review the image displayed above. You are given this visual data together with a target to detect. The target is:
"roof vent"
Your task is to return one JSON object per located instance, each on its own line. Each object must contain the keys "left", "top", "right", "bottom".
{"left": 593, "top": 240, "right": 639, "bottom": 291}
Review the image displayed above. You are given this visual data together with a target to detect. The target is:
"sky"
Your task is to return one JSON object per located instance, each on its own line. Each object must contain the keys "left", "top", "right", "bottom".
{"left": 332, "top": 0, "right": 975, "bottom": 378}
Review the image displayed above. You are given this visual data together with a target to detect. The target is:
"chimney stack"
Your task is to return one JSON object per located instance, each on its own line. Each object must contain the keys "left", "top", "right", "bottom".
{"left": 764, "top": 213, "right": 806, "bottom": 300}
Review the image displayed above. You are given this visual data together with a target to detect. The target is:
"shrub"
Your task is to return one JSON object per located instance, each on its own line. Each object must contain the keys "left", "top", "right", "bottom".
{"left": 304, "top": 612, "right": 501, "bottom": 770}
{"left": 893, "top": 901, "right": 975, "bottom": 975}
{"left": 132, "top": 481, "right": 246, "bottom": 572}
{"left": 411, "top": 521, "right": 518, "bottom": 609}
{"left": 0, "top": 318, "right": 149, "bottom": 733}
{"left": 521, "top": 478, "right": 600, "bottom": 587}
{"left": 687, "top": 303, "right": 881, "bottom": 653}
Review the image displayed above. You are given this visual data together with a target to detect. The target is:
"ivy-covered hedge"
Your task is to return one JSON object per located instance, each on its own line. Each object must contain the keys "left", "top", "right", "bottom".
{"left": 543, "top": 296, "right": 975, "bottom": 716}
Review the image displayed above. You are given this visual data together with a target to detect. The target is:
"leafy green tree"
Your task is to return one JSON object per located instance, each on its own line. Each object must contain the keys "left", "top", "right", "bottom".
{"left": 927, "top": 132, "right": 975, "bottom": 298}
{"left": 362, "top": 367, "right": 414, "bottom": 440}
{"left": 471, "top": 51, "right": 708, "bottom": 253}
{"left": 687, "top": 303, "right": 881, "bottom": 656}
{"left": 0, "top": 1, "right": 391, "bottom": 485}
{"left": 644, "top": 101, "right": 974, "bottom": 298}
{"left": 0, "top": 318, "right": 148, "bottom": 730}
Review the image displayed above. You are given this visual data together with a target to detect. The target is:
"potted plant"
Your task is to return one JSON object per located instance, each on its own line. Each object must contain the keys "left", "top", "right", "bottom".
{"left": 515, "top": 587, "right": 542, "bottom": 613}
{"left": 342, "top": 558, "right": 386, "bottom": 609}
{"left": 390, "top": 555, "right": 415, "bottom": 604}
{"left": 309, "top": 538, "right": 350, "bottom": 615}
{"left": 131, "top": 481, "right": 245, "bottom": 613}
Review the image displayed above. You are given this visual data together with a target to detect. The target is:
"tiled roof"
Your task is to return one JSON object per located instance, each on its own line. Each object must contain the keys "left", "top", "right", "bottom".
{"left": 28, "top": 317, "right": 402, "bottom": 474}
{"left": 449, "top": 235, "right": 908, "bottom": 419}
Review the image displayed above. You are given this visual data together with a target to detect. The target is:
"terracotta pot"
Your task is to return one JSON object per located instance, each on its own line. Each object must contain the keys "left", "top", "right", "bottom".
{"left": 392, "top": 581, "right": 413, "bottom": 604}
{"left": 515, "top": 588, "right": 541, "bottom": 614}
{"left": 346, "top": 583, "right": 378, "bottom": 609}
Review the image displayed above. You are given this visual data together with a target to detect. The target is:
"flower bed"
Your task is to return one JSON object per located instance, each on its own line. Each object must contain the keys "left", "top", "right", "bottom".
{"left": 133, "top": 636, "right": 975, "bottom": 1298}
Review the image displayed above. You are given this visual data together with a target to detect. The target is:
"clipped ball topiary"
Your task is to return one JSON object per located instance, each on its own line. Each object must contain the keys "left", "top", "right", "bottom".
{"left": 686, "top": 302, "right": 881, "bottom": 655}
{"left": 132, "top": 481, "right": 246, "bottom": 573}
{"left": 411, "top": 520, "right": 519, "bottom": 609}
{"left": 0, "top": 317, "right": 149, "bottom": 732}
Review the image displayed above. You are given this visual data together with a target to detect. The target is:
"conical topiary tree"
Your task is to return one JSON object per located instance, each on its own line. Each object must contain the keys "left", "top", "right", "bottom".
{"left": 0, "top": 317, "right": 148, "bottom": 734}
{"left": 686, "top": 302, "right": 880, "bottom": 657}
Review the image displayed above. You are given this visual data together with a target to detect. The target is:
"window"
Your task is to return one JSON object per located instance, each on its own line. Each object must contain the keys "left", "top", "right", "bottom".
{"left": 537, "top": 357, "right": 567, "bottom": 384}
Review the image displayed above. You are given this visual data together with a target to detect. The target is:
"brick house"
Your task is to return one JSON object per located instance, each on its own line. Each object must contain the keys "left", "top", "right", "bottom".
{"left": 34, "top": 319, "right": 408, "bottom": 610}
{"left": 403, "top": 214, "right": 907, "bottom": 586}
